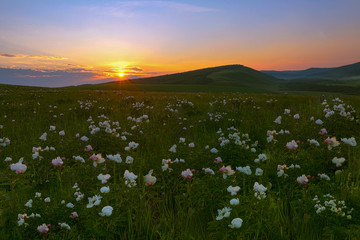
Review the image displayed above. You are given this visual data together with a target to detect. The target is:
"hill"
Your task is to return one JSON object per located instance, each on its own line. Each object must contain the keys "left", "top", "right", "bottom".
{"left": 78, "top": 65, "right": 282, "bottom": 93}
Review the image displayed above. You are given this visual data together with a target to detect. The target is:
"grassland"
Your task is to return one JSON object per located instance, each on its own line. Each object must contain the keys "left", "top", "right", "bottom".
{"left": 0, "top": 86, "right": 360, "bottom": 239}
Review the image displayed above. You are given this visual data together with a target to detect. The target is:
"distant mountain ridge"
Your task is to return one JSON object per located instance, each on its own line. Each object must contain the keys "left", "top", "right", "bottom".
{"left": 263, "top": 62, "right": 360, "bottom": 80}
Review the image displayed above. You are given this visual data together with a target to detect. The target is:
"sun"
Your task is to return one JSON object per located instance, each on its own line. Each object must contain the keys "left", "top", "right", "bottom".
{"left": 118, "top": 72, "right": 125, "bottom": 78}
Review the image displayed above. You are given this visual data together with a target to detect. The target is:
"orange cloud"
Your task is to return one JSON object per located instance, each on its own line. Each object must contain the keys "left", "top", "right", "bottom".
{"left": 0, "top": 53, "right": 67, "bottom": 60}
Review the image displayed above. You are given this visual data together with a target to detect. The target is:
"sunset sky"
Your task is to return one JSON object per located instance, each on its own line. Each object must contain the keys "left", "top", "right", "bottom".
{"left": 1, "top": 0, "right": 360, "bottom": 86}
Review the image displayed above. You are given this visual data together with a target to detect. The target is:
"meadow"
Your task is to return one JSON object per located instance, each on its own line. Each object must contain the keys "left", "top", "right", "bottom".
{"left": 0, "top": 87, "right": 360, "bottom": 239}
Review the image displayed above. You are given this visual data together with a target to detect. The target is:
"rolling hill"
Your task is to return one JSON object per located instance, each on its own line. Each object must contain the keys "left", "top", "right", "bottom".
{"left": 77, "top": 65, "right": 282, "bottom": 93}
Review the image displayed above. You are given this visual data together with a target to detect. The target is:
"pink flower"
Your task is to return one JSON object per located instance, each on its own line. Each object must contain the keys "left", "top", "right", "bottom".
{"left": 286, "top": 140, "right": 298, "bottom": 150}
{"left": 84, "top": 145, "right": 93, "bottom": 152}
{"left": 214, "top": 157, "right": 223, "bottom": 164}
{"left": 319, "top": 128, "right": 327, "bottom": 135}
{"left": 37, "top": 223, "right": 49, "bottom": 234}
{"left": 70, "top": 212, "right": 79, "bottom": 218}
{"left": 51, "top": 157, "right": 63, "bottom": 167}
{"left": 296, "top": 174, "right": 309, "bottom": 185}
{"left": 10, "top": 161, "right": 27, "bottom": 174}
{"left": 181, "top": 169, "right": 193, "bottom": 179}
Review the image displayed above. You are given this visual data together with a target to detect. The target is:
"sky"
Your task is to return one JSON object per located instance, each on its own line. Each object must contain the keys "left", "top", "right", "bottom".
{"left": 0, "top": 0, "right": 360, "bottom": 87}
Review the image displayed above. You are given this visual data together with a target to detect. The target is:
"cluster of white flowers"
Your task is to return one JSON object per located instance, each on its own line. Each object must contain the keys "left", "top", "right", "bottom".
{"left": 313, "top": 194, "right": 353, "bottom": 219}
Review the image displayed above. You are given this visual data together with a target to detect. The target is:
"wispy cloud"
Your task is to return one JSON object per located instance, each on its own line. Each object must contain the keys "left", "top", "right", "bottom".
{"left": 0, "top": 53, "right": 67, "bottom": 60}
{"left": 88, "top": 1, "right": 217, "bottom": 18}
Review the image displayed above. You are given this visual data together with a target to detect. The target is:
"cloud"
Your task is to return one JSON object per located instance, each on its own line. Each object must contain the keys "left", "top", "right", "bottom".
{"left": 0, "top": 53, "right": 67, "bottom": 60}
{"left": 88, "top": 1, "right": 217, "bottom": 18}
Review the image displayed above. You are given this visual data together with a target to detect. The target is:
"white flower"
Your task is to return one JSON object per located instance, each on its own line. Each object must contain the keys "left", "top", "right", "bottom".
{"left": 210, "top": 148, "right": 218, "bottom": 154}
{"left": 59, "top": 130, "right": 65, "bottom": 136}
{"left": 341, "top": 137, "right": 357, "bottom": 146}
{"left": 87, "top": 195, "right": 102, "bottom": 208}
{"left": 66, "top": 202, "right": 74, "bottom": 208}
{"left": 124, "top": 170, "right": 137, "bottom": 187}
{"left": 318, "top": 173, "right": 330, "bottom": 181}
{"left": 44, "top": 197, "right": 51, "bottom": 203}
{"left": 59, "top": 222, "right": 71, "bottom": 230}
{"left": 228, "top": 218, "right": 243, "bottom": 229}
{"left": 4, "top": 157, "right": 12, "bottom": 162}
{"left": 332, "top": 157, "right": 345, "bottom": 167}
{"left": 274, "top": 116, "right": 281, "bottom": 124}
{"left": 99, "top": 206, "right": 113, "bottom": 217}
{"left": 293, "top": 114, "right": 300, "bottom": 119}
{"left": 230, "top": 198, "right": 240, "bottom": 206}
{"left": 100, "top": 186, "right": 110, "bottom": 193}
{"left": 107, "top": 154, "right": 122, "bottom": 163}
{"left": 39, "top": 132, "right": 47, "bottom": 141}
{"left": 188, "top": 142, "right": 195, "bottom": 148}
{"left": 97, "top": 173, "right": 111, "bottom": 184}
{"left": 216, "top": 207, "right": 232, "bottom": 220}
{"left": 81, "top": 136, "right": 89, "bottom": 141}
{"left": 202, "top": 167, "right": 215, "bottom": 175}
{"left": 49, "top": 126, "right": 56, "bottom": 131}
{"left": 73, "top": 155, "right": 85, "bottom": 163}
{"left": 253, "top": 182, "right": 267, "bottom": 199}
{"left": 227, "top": 186, "right": 240, "bottom": 196}
{"left": 255, "top": 168, "right": 263, "bottom": 176}
{"left": 35, "top": 192, "right": 41, "bottom": 198}
{"left": 37, "top": 223, "right": 49, "bottom": 233}
{"left": 125, "top": 156, "right": 134, "bottom": 164}
{"left": 25, "top": 199, "right": 33, "bottom": 208}
{"left": 315, "top": 119, "right": 323, "bottom": 125}
{"left": 254, "top": 153, "right": 267, "bottom": 163}
{"left": 169, "top": 144, "right": 177, "bottom": 153}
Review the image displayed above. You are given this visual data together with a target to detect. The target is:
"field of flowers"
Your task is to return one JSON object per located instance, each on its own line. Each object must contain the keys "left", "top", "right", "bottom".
{"left": 0, "top": 88, "right": 360, "bottom": 239}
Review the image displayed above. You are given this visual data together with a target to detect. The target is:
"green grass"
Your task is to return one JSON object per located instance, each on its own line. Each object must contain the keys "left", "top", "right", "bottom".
{"left": 0, "top": 87, "right": 360, "bottom": 239}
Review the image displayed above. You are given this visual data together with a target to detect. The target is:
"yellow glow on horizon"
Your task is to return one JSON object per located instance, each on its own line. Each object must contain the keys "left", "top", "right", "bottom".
{"left": 118, "top": 72, "right": 125, "bottom": 78}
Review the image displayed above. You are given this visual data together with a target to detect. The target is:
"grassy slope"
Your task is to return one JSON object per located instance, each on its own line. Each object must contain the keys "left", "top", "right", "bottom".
{"left": 70, "top": 65, "right": 281, "bottom": 93}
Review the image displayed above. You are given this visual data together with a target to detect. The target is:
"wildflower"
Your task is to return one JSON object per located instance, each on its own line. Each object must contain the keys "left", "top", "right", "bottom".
{"left": 286, "top": 140, "right": 298, "bottom": 150}
{"left": 90, "top": 153, "right": 105, "bottom": 167}
{"left": 124, "top": 170, "right": 137, "bottom": 187}
{"left": 230, "top": 198, "right": 240, "bottom": 206}
{"left": 25, "top": 199, "right": 33, "bottom": 208}
{"left": 179, "top": 137, "right": 186, "bottom": 143}
{"left": 227, "top": 186, "right": 240, "bottom": 196}
{"left": 169, "top": 144, "right": 177, "bottom": 153}
{"left": 73, "top": 155, "right": 85, "bottom": 163}
{"left": 125, "top": 156, "right": 134, "bottom": 164}
{"left": 210, "top": 148, "right": 218, "bottom": 154}
{"left": 49, "top": 126, "right": 56, "bottom": 131}
{"left": 4, "top": 157, "right": 12, "bottom": 162}
{"left": 315, "top": 119, "right": 323, "bottom": 125}
{"left": 99, "top": 206, "right": 113, "bottom": 217}
{"left": 188, "top": 142, "right": 195, "bottom": 148}
{"left": 274, "top": 116, "right": 281, "bottom": 124}
{"left": 59, "top": 222, "right": 71, "bottom": 230}
{"left": 70, "top": 212, "right": 78, "bottom": 218}
{"left": 214, "top": 157, "right": 223, "bottom": 164}
{"left": 39, "top": 133, "right": 47, "bottom": 141}
{"left": 51, "top": 157, "right": 64, "bottom": 167}
{"left": 308, "top": 139, "right": 320, "bottom": 146}
{"left": 84, "top": 145, "right": 93, "bottom": 152}
{"left": 44, "top": 197, "right": 50, "bottom": 203}
{"left": 97, "top": 174, "right": 111, "bottom": 184}
{"left": 228, "top": 218, "right": 243, "bottom": 229}
{"left": 181, "top": 169, "right": 194, "bottom": 179}
{"left": 324, "top": 137, "right": 340, "bottom": 150}
{"left": 143, "top": 170, "right": 157, "bottom": 186}
{"left": 86, "top": 195, "right": 102, "bottom": 208}
{"left": 296, "top": 174, "right": 309, "bottom": 185}
{"left": 236, "top": 166, "right": 252, "bottom": 175}
{"left": 332, "top": 157, "right": 345, "bottom": 167}
{"left": 284, "top": 109, "right": 290, "bottom": 114}
{"left": 319, "top": 128, "right": 327, "bottom": 135}
{"left": 253, "top": 182, "right": 267, "bottom": 199}
{"left": 66, "top": 202, "right": 74, "bottom": 208}
{"left": 254, "top": 153, "right": 267, "bottom": 163}
{"left": 59, "top": 130, "right": 65, "bottom": 136}
{"left": 202, "top": 167, "right": 215, "bottom": 175}
{"left": 216, "top": 207, "right": 232, "bottom": 220}
{"left": 81, "top": 136, "right": 89, "bottom": 141}
{"left": 37, "top": 224, "right": 49, "bottom": 234}
{"left": 293, "top": 114, "right": 300, "bottom": 119}
{"left": 219, "top": 165, "right": 235, "bottom": 179}
{"left": 107, "top": 154, "right": 122, "bottom": 163}
{"left": 255, "top": 168, "right": 263, "bottom": 176}
{"left": 100, "top": 186, "right": 110, "bottom": 193}
{"left": 318, "top": 173, "right": 330, "bottom": 181}
{"left": 341, "top": 137, "right": 357, "bottom": 146}
{"left": 10, "top": 160, "right": 27, "bottom": 174}
{"left": 35, "top": 192, "right": 41, "bottom": 198}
